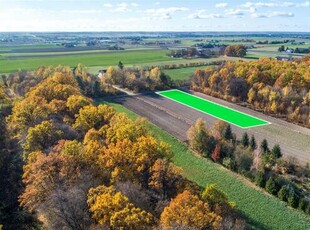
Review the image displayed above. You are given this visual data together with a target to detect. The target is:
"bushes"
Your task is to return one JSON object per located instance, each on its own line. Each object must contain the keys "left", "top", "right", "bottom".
{"left": 288, "top": 190, "right": 298, "bottom": 208}
{"left": 255, "top": 172, "right": 266, "bottom": 188}
{"left": 187, "top": 118, "right": 310, "bottom": 217}
{"left": 278, "top": 186, "right": 289, "bottom": 202}
{"left": 265, "top": 177, "right": 278, "bottom": 195}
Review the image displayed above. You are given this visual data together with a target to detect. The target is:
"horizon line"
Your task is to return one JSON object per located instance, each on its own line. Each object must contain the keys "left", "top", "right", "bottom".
{"left": 1, "top": 30, "right": 310, "bottom": 33}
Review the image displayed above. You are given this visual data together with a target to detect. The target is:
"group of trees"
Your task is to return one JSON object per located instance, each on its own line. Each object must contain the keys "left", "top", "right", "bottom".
{"left": 103, "top": 66, "right": 173, "bottom": 92}
{"left": 188, "top": 119, "right": 310, "bottom": 215}
{"left": 224, "top": 45, "right": 247, "bottom": 57}
{"left": 168, "top": 47, "right": 200, "bottom": 58}
{"left": 278, "top": 45, "right": 310, "bottom": 54}
{"left": 191, "top": 55, "right": 310, "bottom": 127}
{"left": 0, "top": 65, "right": 247, "bottom": 229}
{"left": 168, "top": 46, "right": 225, "bottom": 59}
{"left": 0, "top": 79, "right": 41, "bottom": 229}
{"left": 2, "top": 64, "right": 117, "bottom": 99}
{"left": 257, "top": 40, "right": 292, "bottom": 45}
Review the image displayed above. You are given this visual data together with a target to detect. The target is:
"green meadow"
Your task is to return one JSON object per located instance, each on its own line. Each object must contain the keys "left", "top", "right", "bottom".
{"left": 0, "top": 49, "right": 171, "bottom": 73}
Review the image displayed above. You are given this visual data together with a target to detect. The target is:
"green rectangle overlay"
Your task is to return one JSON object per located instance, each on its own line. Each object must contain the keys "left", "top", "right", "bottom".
{"left": 157, "top": 89, "right": 270, "bottom": 129}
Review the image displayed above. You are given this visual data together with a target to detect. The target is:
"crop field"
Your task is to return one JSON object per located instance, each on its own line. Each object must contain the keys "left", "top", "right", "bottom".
{"left": 157, "top": 89, "right": 270, "bottom": 128}
{"left": 86, "top": 56, "right": 235, "bottom": 75}
{"left": 86, "top": 58, "right": 212, "bottom": 75}
{"left": 102, "top": 101, "right": 310, "bottom": 230}
{"left": 0, "top": 49, "right": 172, "bottom": 73}
{"left": 163, "top": 66, "right": 212, "bottom": 80}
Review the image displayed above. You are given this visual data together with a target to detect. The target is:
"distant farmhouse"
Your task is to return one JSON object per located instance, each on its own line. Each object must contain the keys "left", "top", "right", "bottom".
{"left": 98, "top": 69, "right": 107, "bottom": 79}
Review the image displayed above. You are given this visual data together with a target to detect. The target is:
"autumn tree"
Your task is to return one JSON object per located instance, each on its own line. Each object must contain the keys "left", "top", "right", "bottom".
{"left": 188, "top": 119, "right": 216, "bottom": 156}
{"left": 160, "top": 190, "right": 222, "bottom": 229}
{"left": 87, "top": 185, "right": 155, "bottom": 229}
{"left": 66, "top": 95, "right": 92, "bottom": 116}
{"left": 106, "top": 114, "right": 148, "bottom": 143}
{"left": 225, "top": 45, "right": 247, "bottom": 57}
{"left": 100, "top": 136, "right": 170, "bottom": 184}
{"left": 202, "top": 184, "right": 229, "bottom": 208}
{"left": 22, "top": 121, "right": 64, "bottom": 160}
{"left": 148, "top": 158, "right": 183, "bottom": 199}
{"left": 211, "top": 144, "right": 221, "bottom": 162}
{"left": 73, "top": 104, "right": 115, "bottom": 134}
{"left": 6, "top": 96, "right": 53, "bottom": 135}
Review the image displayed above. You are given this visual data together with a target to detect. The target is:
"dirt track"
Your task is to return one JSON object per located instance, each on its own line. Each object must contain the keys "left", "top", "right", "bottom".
{"left": 113, "top": 91, "right": 310, "bottom": 164}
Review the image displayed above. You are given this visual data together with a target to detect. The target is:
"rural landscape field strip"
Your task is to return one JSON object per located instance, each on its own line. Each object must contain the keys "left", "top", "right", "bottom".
{"left": 157, "top": 89, "right": 270, "bottom": 128}
{"left": 104, "top": 101, "right": 310, "bottom": 230}
{"left": 0, "top": 49, "right": 171, "bottom": 73}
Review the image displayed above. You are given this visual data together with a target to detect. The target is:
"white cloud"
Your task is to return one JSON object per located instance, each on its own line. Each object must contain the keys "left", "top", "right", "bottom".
{"left": 243, "top": 1, "right": 310, "bottom": 8}
{"left": 215, "top": 3, "right": 228, "bottom": 8}
{"left": 225, "top": 6, "right": 256, "bottom": 15}
{"left": 145, "top": 7, "right": 189, "bottom": 19}
{"left": 112, "top": 3, "right": 130, "bottom": 12}
{"left": 188, "top": 10, "right": 224, "bottom": 19}
{"left": 251, "top": 11, "right": 294, "bottom": 18}
{"left": 243, "top": 2, "right": 278, "bottom": 8}
{"left": 61, "top": 9, "right": 102, "bottom": 14}
{"left": 225, "top": 9, "right": 245, "bottom": 16}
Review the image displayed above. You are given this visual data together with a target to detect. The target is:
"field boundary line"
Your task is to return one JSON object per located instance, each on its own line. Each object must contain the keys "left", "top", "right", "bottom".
{"left": 156, "top": 89, "right": 271, "bottom": 129}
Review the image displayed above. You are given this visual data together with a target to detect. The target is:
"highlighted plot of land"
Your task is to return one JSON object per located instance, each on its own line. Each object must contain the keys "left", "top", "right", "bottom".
{"left": 156, "top": 89, "right": 270, "bottom": 129}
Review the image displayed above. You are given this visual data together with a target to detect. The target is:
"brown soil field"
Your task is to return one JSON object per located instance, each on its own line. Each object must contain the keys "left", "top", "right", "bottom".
{"left": 113, "top": 90, "right": 310, "bottom": 164}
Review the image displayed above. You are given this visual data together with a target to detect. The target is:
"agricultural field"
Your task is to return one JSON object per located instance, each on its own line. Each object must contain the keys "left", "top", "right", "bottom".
{"left": 103, "top": 101, "right": 310, "bottom": 230}
{"left": 163, "top": 65, "right": 211, "bottom": 80}
{"left": 87, "top": 58, "right": 218, "bottom": 75}
{"left": 0, "top": 49, "right": 172, "bottom": 73}
{"left": 1, "top": 33, "right": 308, "bottom": 75}
{"left": 111, "top": 91, "right": 310, "bottom": 164}
{"left": 157, "top": 89, "right": 270, "bottom": 128}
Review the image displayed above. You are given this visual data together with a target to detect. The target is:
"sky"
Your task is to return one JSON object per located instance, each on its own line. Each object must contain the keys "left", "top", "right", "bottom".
{"left": 0, "top": 0, "right": 309, "bottom": 32}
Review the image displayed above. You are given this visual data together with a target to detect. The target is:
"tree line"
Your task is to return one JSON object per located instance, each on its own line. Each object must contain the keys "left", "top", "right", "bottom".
{"left": 188, "top": 119, "right": 310, "bottom": 215}
{"left": 191, "top": 55, "right": 310, "bottom": 127}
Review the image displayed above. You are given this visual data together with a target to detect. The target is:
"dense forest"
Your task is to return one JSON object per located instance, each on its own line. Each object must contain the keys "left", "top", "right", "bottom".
{"left": 191, "top": 54, "right": 310, "bottom": 127}
{"left": 0, "top": 66, "right": 247, "bottom": 229}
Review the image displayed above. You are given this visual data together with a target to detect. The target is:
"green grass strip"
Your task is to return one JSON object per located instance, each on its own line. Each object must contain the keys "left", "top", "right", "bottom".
{"left": 102, "top": 101, "right": 310, "bottom": 230}
{"left": 157, "top": 89, "right": 270, "bottom": 128}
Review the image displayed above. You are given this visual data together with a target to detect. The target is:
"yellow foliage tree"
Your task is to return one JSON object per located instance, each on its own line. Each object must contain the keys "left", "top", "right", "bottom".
{"left": 87, "top": 185, "right": 155, "bottom": 229}
{"left": 73, "top": 104, "right": 115, "bottom": 133}
{"left": 106, "top": 113, "right": 148, "bottom": 143}
{"left": 160, "top": 190, "right": 222, "bottom": 229}
{"left": 100, "top": 136, "right": 167, "bottom": 183}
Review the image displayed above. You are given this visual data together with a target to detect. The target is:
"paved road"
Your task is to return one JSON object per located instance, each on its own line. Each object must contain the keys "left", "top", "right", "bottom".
{"left": 113, "top": 90, "right": 310, "bottom": 164}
